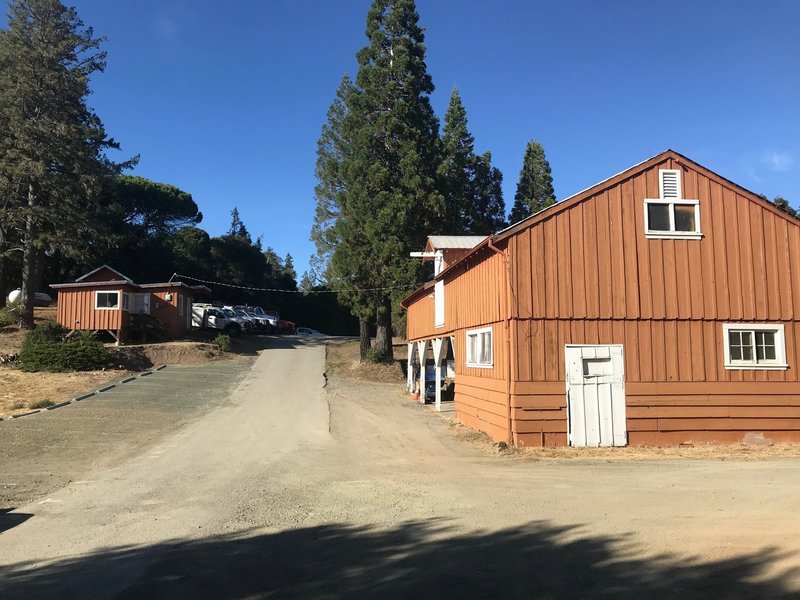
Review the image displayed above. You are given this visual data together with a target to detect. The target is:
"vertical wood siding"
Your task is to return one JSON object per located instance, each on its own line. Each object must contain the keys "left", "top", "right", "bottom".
{"left": 508, "top": 158, "right": 800, "bottom": 322}
{"left": 405, "top": 248, "right": 510, "bottom": 442}
{"left": 406, "top": 247, "right": 507, "bottom": 339}
{"left": 56, "top": 287, "right": 125, "bottom": 332}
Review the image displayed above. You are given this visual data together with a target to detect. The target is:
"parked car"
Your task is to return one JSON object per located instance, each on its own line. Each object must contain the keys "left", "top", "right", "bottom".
{"left": 191, "top": 304, "right": 242, "bottom": 336}
{"left": 221, "top": 307, "right": 254, "bottom": 333}
{"left": 424, "top": 365, "right": 445, "bottom": 401}
{"left": 249, "top": 307, "right": 279, "bottom": 332}
{"left": 296, "top": 327, "right": 324, "bottom": 336}
{"left": 233, "top": 306, "right": 269, "bottom": 332}
{"left": 277, "top": 319, "right": 296, "bottom": 334}
{"left": 228, "top": 308, "right": 260, "bottom": 333}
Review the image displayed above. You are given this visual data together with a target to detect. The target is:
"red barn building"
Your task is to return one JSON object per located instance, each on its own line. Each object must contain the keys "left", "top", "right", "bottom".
{"left": 402, "top": 150, "right": 800, "bottom": 447}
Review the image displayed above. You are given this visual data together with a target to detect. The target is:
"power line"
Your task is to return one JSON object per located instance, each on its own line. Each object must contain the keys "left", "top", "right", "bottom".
{"left": 168, "top": 273, "right": 425, "bottom": 294}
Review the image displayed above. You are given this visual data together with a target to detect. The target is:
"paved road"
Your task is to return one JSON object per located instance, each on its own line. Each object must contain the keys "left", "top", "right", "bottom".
{"left": 1, "top": 338, "right": 799, "bottom": 599}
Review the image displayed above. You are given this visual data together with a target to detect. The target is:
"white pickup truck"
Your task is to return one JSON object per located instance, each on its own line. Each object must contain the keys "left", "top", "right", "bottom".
{"left": 191, "top": 303, "right": 246, "bottom": 336}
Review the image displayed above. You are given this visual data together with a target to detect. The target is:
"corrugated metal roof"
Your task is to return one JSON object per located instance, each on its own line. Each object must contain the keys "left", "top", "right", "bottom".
{"left": 427, "top": 235, "right": 487, "bottom": 249}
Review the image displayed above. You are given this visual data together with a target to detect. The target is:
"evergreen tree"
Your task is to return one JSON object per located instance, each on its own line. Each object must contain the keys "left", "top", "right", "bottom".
{"left": 283, "top": 254, "right": 296, "bottom": 282}
{"left": 773, "top": 196, "right": 798, "bottom": 219}
{"left": 312, "top": 75, "right": 375, "bottom": 357}
{"left": 438, "top": 88, "right": 474, "bottom": 229}
{"left": 311, "top": 75, "right": 354, "bottom": 278}
{"left": 0, "top": 0, "right": 133, "bottom": 327}
{"left": 227, "top": 207, "right": 251, "bottom": 241}
{"left": 332, "top": 0, "right": 443, "bottom": 361}
{"left": 508, "top": 140, "right": 555, "bottom": 224}
{"left": 469, "top": 151, "right": 506, "bottom": 233}
{"left": 438, "top": 88, "right": 505, "bottom": 235}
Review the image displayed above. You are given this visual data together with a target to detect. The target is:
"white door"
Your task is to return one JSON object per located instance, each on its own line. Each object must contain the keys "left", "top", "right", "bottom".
{"left": 565, "top": 345, "right": 627, "bottom": 447}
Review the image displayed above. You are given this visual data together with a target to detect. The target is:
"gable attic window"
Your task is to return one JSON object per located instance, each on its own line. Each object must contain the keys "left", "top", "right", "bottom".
{"left": 644, "top": 169, "right": 702, "bottom": 239}
{"left": 95, "top": 291, "right": 120, "bottom": 310}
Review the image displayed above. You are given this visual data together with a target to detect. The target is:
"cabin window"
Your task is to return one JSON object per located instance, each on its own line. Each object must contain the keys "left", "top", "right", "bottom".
{"left": 644, "top": 170, "right": 702, "bottom": 239}
{"left": 95, "top": 291, "right": 120, "bottom": 310}
{"left": 122, "top": 293, "right": 130, "bottom": 311}
{"left": 466, "top": 327, "right": 493, "bottom": 368}
{"left": 723, "top": 324, "right": 787, "bottom": 370}
{"left": 177, "top": 293, "right": 184, "bottom": 316}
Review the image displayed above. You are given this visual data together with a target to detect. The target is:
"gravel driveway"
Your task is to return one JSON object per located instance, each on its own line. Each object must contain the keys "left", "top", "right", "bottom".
{"left": 0, "top": 338, "right": 798, "bottom": 599}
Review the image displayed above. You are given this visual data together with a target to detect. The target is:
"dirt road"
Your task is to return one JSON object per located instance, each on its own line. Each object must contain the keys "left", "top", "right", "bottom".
{"left": 1, "top": 339, "right": 799, "bottom": 598}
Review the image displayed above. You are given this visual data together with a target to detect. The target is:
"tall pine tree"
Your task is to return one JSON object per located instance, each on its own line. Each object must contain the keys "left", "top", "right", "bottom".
{"left": 438, "top": 88, "right": 505, "bottom": 235}
{"left": 311, "top": 75, "right": 374, "bottom": 357}
{"left": 508, "top": 140, "right": 555, "bottom": 224}
{"left": 0, "top": 0, "right": 133, "bottom": 327}
{"left": 331, "top": 0, "right": 443, "bottom": 361}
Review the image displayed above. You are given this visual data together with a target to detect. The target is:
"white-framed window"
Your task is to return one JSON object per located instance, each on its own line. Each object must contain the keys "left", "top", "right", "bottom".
{"left": 95, "top": 291, "right": 120, "bottom": 310}
{"left": 466, "top": 326, "right": 493, "bottom": 368}
{"left": 723, "top": 324, "right": 788, "bottom": 370}
{"left": 644, "top": 169, "right": 702, "bottom": 239}
{"left": 122, "top": 293, "right": 130, "bottom": 311}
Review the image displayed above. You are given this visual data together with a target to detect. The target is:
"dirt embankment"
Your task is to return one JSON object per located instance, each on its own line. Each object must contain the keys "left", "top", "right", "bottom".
{"left": 325, "top": 339, "right": 407, "bottom": 384}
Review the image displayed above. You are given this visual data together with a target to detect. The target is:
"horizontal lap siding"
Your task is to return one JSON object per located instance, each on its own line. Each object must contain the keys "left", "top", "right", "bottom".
{"left": 627, "top": 381, "right": 800, "bottom": 445}
{"left": 455, "top": 373, "right": 509, "bottom": 442}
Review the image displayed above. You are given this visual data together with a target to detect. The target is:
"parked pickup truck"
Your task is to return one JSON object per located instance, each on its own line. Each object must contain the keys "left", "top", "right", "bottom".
{"left": 191, "top": 303, "right": 245, "bottom": 336}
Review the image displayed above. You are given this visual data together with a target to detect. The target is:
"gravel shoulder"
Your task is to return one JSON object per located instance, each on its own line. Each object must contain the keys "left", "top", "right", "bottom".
{"left": 0, "top": 357, "right": 255, "bottom": 506}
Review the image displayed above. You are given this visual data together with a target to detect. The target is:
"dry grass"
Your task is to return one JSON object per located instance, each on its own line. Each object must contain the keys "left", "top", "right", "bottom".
{"left": 0, "top": 306, "right": 236, "bottom": 419}
{"left": 0, "top": 367, "right": 132, "bottom": 419}
{"left": 326, "top": 339, "right": 406, "bottom": 384}
{"left": 439, "top": 419, "right": 800, "bottom": 461}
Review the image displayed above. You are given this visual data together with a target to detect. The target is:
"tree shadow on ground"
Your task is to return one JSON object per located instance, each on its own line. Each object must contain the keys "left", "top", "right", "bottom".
{"left": 1, "top": 519, "right": 797, "bottom": 599}
{"left": 0, "top": 508, "right": 32, "bottom": 534}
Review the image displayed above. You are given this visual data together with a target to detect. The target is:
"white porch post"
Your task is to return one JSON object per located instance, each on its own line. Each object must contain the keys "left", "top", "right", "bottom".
{"left": 432, "top": 337, "right": 447, "bottom": 412}
{"left": 406, "top": 342, "right": 414, "bottom": 393}
{"left": 416, "top": 340, "right": 428, "bottom": 404}
{"left": 449, "top": 335, "right": 456, "bottom": 361}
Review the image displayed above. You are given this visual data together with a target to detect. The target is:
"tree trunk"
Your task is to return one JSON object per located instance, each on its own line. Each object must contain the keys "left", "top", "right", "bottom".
{"left": 374, "top": 295, "right": 393, "bottom": 362}
{"left": 19, "top": 184, "right": 39, "bottom": 329}
{"left": 358, "top": 317, "right": 370, "bottom": 361}
{"left": 0, "top": 224, "right": 6, "bottom": 309}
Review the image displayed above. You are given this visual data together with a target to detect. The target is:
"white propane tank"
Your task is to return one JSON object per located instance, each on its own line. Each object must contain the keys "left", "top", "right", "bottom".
{"left": 6, "top": 289, "right": 21, "bottom": 304}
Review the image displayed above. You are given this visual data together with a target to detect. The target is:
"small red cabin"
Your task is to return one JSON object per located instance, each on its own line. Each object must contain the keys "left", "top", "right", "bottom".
{"left": 50, "top": 265, "right": 210, "bottom": 343}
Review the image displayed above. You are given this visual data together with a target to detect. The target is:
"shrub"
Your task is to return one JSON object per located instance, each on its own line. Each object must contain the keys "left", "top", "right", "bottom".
{"left": 213, "top": 334, "right": 232, "bottom": 352}
{"left": 363, "top": 347, "right": 392, "bottom": 364}
{"left": 0, "top": 305, "right": 19, "bottom": 327}
{"left": 20, "top": 326, "right": 109, "bottom": 372}
{"left": 29, "top": 399, "right": 54, "bottom": 409}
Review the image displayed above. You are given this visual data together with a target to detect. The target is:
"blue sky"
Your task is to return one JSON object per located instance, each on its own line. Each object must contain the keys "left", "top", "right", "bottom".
{"left": 8, "top": 0, "right": 800, "bottom": 278}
